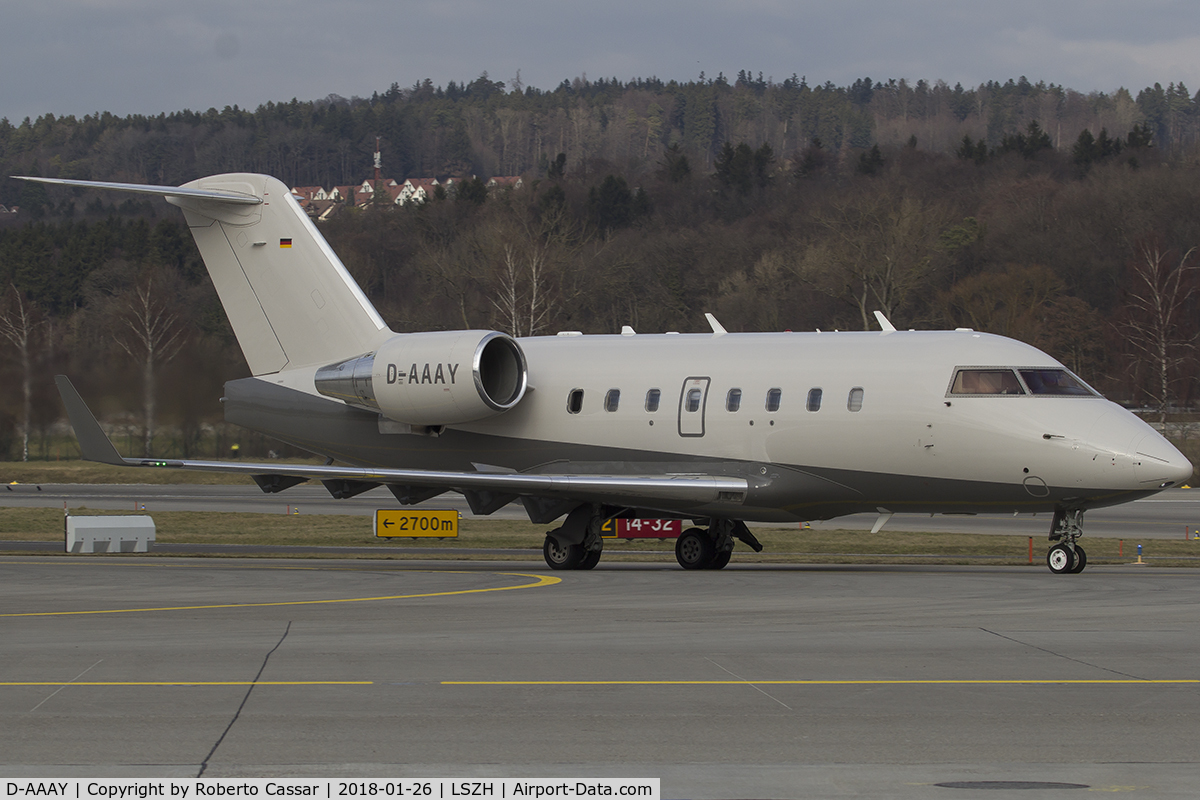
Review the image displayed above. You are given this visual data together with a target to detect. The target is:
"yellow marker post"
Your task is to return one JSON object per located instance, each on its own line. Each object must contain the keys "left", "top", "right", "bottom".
{"left": 375, "top": 509, "right": 458, "bottom": 538}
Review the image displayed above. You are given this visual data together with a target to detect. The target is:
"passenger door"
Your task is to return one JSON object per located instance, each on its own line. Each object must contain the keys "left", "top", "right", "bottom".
{"left": 678, "top": 377, "right": 711, "bottom": 437}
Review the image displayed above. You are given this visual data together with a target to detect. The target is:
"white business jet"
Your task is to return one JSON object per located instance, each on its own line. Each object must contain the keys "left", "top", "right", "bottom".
{"left": 21, "top": 173, "right": 1192, "bottom": 573}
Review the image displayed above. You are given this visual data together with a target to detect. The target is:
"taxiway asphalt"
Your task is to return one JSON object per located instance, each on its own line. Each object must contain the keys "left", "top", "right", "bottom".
{"left": 1, "top": 556, "right": 1197, "bottom": 798}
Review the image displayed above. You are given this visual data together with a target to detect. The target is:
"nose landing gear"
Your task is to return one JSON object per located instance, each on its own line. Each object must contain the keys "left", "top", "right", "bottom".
{"left": 1047, "top": 509, "right": 1087, "bottom": 574}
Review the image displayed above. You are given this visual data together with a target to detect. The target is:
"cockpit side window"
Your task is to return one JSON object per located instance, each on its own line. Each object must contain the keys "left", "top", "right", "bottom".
{"left": 1019, "top": 369, "right": 1095, "bottom": 396}
{"left": 950, "top": 369, "right": 1026, "bottom": 395}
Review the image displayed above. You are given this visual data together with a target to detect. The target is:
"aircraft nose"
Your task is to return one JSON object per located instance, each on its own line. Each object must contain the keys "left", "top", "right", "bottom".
{"left": 1132, "top": 432, "right": 1194, "bottom": 488}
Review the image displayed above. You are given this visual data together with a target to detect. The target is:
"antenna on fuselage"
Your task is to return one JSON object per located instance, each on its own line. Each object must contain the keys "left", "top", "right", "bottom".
{"left": 873, "top": 310, "right": 897, "bottom": 332}
{"left": 704, "top": 313, "right": 727, "bottom": 336}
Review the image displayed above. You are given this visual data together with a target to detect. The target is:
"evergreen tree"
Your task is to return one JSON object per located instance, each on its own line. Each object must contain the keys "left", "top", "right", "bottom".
{"left": 661, "top": 144, "right": 691, "bottom": 183}
{"left": 455, "top": 177, "right": 489, "bottom": 207}
{"left": 587, "top": 175, "right": 635, "bottom": 231}
{"left": 1072, "top": 129, "right": 1098, "bottom": 166}
{"left": 1127, "top": 122, "right": 1154, "bottom": 149}
{"left": 857, "top": 144, "right": 885, "bottom": 175}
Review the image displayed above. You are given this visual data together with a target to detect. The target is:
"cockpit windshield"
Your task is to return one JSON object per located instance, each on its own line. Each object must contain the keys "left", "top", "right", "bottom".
{"left": 949, "top": 367, "right": 1097, "bottom": 397}
{"left": 950, "top": 369, "right": 1025, "bottom": 395}
{"left": 1018, "top": 369, "right": 1095, "bottom": 396}
{"left": 950, "top": 367, "right": 1099, "bottom": 395}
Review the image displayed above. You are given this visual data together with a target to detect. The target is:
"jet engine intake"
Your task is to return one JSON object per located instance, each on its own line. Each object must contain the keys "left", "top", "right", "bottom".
{"left": 315, "top": 330, "right": 527, "bottom": 426}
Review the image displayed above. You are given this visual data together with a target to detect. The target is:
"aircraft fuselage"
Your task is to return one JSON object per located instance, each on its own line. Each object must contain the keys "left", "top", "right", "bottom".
{"left": 226, "top": 328, "right": 1191, "bottom": 523}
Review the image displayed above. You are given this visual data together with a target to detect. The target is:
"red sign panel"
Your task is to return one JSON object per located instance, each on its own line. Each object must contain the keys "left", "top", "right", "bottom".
{"left": 600, "top": 518, "right": 683, "bottom": 539}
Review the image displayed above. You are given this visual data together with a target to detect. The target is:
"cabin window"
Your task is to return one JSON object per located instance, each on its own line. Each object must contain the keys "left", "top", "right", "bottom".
{"left": 567, "top": 389, "right": 584, "bottom": 414}
{"left": 1019, "top": 369, "right": 1095, "bottom": 396}
{"left": 950, "top": 369, "right": 1026, "bottom": 395}
{"left": 766, "top": 388, "right": 782, "bottom": 412}
{"left": 726, "top": 389, "right": 742, "bottom": 412}
{"left": 847, "top": 387, "right": 864, "bottom": 412}
{"left": 686, "top": 388, "right": 703, "bottom": 413}
{"left": 807, "top": 388, "right": 823, "bottom": 412}
{"left": 645, "top": 388, "right": 661, "bottom": 412}
{"left": 604, "top": 389, "right": 621, "bottom": 412}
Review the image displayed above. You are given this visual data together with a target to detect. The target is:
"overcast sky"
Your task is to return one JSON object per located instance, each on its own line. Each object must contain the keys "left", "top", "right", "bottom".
{"left": 6, "top": 0, "right": 1200, "bottom": 122}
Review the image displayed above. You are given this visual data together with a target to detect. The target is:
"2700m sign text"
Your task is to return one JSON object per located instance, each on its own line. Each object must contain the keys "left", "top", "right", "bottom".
{"left": 374, "top": 509, "right": 459, "bottom": 538}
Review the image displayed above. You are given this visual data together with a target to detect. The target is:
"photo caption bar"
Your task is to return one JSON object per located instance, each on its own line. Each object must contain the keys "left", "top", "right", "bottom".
{"left": 4, "top": 780, "right": 660, "bottom": 800}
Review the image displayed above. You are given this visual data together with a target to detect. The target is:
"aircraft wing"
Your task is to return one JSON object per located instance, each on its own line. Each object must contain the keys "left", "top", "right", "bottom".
{"left": 55, "top": 376, "right": 747, "bottom": 508}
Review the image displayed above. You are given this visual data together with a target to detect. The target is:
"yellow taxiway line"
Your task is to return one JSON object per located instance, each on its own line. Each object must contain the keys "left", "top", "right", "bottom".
{"left": 0, "top": 681, "right": 372, "bottom": 686}
{"left": 441, "top": 679, "right": 1200, "bottom": 686}
{"left": 2, "top": 678, "right": 1195, "bottom": 688}
{"left": 0, "top": 572, "right": 560, "bottom": 617}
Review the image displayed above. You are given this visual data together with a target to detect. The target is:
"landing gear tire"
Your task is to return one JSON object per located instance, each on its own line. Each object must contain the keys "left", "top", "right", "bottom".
{"left": 579, "top": 548, "right": 602, "bottom": 570}
{"left": 1068, "top": 545, "right": 1087, "bottom": 574}
{"left": 708, "top": 550, "right": 732, "bottom": 570}
{"left": 1047, "top": 509, "right": 1087, "bottom": 574}
{"left": 676, "top": 527, "right": 715, "bottom": 570}
{"left": 544, "top": 532, "right": 585, "bottom": 570}
{"left": 1047, "top": 543, "right": 1075, "bottom": 574}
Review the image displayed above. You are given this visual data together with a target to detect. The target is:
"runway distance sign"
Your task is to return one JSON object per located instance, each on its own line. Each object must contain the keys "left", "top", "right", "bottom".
{"left": 600, "top": 518, "right": 682, "bottom": 539}
{"left": 375, "top": 509, "right": 459, "bottom": 538}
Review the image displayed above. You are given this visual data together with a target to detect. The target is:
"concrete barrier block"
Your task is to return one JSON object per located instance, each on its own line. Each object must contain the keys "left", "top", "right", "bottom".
{"left": 65, "top": 516, "right": 156, "bottom": 553}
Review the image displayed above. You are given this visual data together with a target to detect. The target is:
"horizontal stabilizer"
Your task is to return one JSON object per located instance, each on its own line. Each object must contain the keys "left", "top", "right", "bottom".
{"left": 14, "top": 176, "right": 263, "bottom": 205}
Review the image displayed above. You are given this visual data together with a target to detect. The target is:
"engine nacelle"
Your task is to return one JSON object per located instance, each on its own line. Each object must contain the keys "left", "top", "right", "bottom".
{"left": 315, "top": 330, "right": 528, "bottom": 426}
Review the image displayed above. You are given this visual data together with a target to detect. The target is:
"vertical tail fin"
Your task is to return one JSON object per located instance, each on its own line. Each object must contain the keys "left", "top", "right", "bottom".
{"left": 16, "top": 173, "right": 391, "bottom": 375}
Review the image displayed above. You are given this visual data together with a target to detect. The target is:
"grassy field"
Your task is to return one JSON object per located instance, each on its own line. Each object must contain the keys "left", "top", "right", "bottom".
{"left": 3, "top": 506, "right": 1199, "bottom": 565}
{"left": 4, "top": 460, "right": 1198, "bottom": 565}
{"left": 0, "top": 459, "right": 316, "bottom": 485}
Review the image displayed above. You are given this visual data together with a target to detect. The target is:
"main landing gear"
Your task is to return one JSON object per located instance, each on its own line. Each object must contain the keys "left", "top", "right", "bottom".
{"left": 1046, "top": 508, "right": 1088, "bottom": 574}
{"left": 674, "top": 520, "right": 762, "bottom": 570}
{"left": 542, "top": 505, "right": 605, "bottom": 571}
{"left": 542, "top": 532, "right": 601, "bottom": 570}
{"left": 541, "top": 509, "right": 763, "bottom": 571}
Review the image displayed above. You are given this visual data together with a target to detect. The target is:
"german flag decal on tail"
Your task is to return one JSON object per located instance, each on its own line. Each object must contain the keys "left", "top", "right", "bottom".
{"left": 280, "top": 238, "right": 292, "bottom": 248}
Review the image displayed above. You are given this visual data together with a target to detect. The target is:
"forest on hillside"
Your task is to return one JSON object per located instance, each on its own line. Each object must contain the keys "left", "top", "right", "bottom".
{"left": 3, "top": 73, "right": 1200, "bottom": 461}
{"left": 4, "top": 72, "right": 1200, "bottom": 196}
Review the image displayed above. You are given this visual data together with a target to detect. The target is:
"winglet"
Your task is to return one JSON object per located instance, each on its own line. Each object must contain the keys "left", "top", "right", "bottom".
{"left": 54, "top": 376, "right": 128, "bottom": 466}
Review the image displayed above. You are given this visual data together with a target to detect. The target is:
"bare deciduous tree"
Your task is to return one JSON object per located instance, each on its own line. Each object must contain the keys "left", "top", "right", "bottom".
{"left": 487, "top": 202, "right": 595, "bottom": 338}
{"left": 797, "top": 190, "right": 957, "bottom": 329}
{"left": 109, "top": 269, "right": 189, "bottom": 457}
{"left": 1119, "top": 240, "right": 1198, "bottom": 424}
{"left": 0, "top": 285, "right": 44, "bottom": 461}
{"left": 934, "top": 265, "right": 1108, "bottom": 379}
{"left": 420, "top": 230, "right": 486, "bottom": 331}
{"left": 936, "top": 263, "right": 1065, "bottom": 338}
